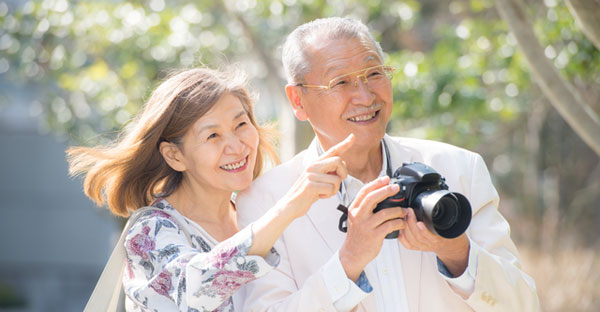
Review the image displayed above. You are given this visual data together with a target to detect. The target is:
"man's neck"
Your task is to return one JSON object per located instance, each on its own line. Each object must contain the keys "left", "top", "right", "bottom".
{"left": 344, "top": 143, "right": 383, "bottom": 183}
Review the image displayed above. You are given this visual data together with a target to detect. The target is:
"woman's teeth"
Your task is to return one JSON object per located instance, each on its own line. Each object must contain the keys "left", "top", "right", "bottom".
{"left": 349, "top": 111, "right": 376, "bottom": 122}
{"left": 221, "top": 157, "right": 247, "bottom": 170}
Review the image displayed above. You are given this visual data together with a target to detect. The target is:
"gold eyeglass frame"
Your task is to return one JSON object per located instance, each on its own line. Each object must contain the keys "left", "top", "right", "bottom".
{"left": 295, "top": 65, "right": 395, "bottom": 91}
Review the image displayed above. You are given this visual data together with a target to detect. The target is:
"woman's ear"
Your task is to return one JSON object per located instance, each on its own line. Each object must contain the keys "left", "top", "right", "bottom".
{"left": 159, "top": 141, "right": 187, "bottom": 172}
{"left": 285, "top": 84, "right": 308, "bottom": 121}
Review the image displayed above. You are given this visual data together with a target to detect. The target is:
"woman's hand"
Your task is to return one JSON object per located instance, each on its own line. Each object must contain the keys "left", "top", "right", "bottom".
{"left": 249, "top": 134, "right": 354, "bottom": 257}
{"left": 279, "top": 134, "right": 355, "bottom": 219}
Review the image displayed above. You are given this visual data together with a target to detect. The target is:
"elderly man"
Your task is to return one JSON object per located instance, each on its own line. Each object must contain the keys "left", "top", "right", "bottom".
{"left": 236, "top": 17, "right": 539, "bottom": 311}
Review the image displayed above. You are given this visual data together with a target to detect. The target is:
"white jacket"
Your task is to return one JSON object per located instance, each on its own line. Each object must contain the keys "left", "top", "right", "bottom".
{"left": 235, "top": 135, "right": 539, "bottom": 311}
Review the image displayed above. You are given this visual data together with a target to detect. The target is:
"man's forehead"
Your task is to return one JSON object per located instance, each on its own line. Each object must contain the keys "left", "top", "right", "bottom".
{"left": 305, "top": 37, "right": 382, "bottom": 76}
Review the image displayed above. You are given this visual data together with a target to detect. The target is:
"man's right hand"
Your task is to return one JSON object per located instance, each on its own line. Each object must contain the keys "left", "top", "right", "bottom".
{"left": 339, "top": 176, "right": 408, "bottom": 281}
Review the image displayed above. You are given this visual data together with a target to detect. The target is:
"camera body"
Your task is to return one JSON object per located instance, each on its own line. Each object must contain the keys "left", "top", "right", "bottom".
{"left": 374, "top": 162, "right": 472, "bottom": 239}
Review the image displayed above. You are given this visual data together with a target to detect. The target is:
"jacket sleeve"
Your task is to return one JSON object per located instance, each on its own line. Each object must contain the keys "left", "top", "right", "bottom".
{"left": 463, "top": 153, "right": 540, "bottom": 311}
{"left": 236, "top": 181, "right": 363, "bottom": 312}
{"left": 123, "top": 210, "right": 279, "bottom": 311}
{"left": 235, "top": 236, "right": 342, "bottom": 311}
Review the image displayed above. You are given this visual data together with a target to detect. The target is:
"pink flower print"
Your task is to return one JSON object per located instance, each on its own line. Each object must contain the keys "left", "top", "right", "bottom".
{"left": 128, "top": 226, "right": 155, "bottom": 260}
{"left": 212, "top": 247, "right": 238, "bottom": 269}
{"left": 125, "top": 259, "right": 135, "bottom": 279}
{"left": 150, "top": 210, "right": 172, "bottom": 220}
{"left": 150, "top": 271, "right": 173, "bottom": 297}
{"left": 211, "top": 270, "right": 255, "bottom": 299}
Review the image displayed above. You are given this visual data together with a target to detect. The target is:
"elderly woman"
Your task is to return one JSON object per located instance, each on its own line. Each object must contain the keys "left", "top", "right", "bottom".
{"left": 67, "top": 66, "right": 353, "bottom": 311}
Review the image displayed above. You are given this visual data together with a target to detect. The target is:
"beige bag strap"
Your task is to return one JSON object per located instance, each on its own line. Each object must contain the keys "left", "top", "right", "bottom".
{"left": 83, "top": 206, "right": 192, "bottom": 312}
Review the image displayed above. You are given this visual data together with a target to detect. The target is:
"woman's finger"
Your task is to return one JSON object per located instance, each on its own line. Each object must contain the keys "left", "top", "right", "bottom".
{"left": 318, "top": 133, "right": 355, "bottom": 160}
{"left": 307, "top": 156, "right": 348, "bottom": 180}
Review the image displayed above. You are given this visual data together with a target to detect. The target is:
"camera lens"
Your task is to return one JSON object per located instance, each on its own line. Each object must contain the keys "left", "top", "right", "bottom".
{"left": 414, "top": 190, "right": 471, "bottom": 238}
{"left": 431, "top": 196, "right": 459, "bottom": 231}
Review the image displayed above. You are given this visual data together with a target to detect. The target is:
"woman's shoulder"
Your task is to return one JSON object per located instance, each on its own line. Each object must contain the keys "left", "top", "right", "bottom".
{"left": 126, "top": 199, "right": 190, "bottom": 244}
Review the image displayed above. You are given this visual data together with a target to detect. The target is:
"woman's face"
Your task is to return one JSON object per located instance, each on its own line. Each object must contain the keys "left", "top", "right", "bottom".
{"left": 176, "top": 93, "right": 259, "bottom": 194}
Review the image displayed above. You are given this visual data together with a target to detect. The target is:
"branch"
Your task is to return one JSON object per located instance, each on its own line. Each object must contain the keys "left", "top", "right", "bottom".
{"left": 218, "top": 1, "right": 304, "bottom": 159}
{"left": 566, "top": 0, "right": 600, "bottom": 51}
{"left": 495, "top": 0, "right": 600, "bottom": 156}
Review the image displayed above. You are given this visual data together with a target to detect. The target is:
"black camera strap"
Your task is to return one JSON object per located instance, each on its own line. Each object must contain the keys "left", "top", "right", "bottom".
{"left": 337, "top": 139, "right": 393, "bottom": 233}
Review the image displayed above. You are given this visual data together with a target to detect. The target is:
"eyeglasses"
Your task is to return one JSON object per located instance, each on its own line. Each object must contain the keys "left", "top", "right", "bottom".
{"left": 296, "top": 65, "right": 395, "bottom": 93}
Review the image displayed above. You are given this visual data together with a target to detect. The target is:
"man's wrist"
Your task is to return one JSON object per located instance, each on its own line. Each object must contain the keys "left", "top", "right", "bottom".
{"left": 435, "top": 234, "right": 470, "bottom": 277}
{"left": 338, "top": 246, "right": 365, "bottom": 282}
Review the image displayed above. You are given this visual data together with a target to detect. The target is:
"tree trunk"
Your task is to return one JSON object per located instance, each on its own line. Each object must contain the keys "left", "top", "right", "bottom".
{"left": 566, "top": 0, "right": 600, "bottom": 52}
{"left": 220, "top": 2, "right": 313, "bottom": 161}
{"left": 495, "top": 0, "right": 600, "bottom": 156}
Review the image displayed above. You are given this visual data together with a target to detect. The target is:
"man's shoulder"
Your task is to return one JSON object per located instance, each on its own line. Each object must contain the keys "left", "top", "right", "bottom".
{"left": 239, "top": 149, "right": 308, "bottom": 198}
{"left": 236, "top": 149, "right": 309, "bottom": 223}
{"left": 387, "top": 135, "right": 477, "bottom": 158}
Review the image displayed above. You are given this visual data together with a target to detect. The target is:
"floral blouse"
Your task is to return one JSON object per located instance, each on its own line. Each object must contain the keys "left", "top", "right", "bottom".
{"left": 123, "top": 198, "right": 280, "bottom": 312}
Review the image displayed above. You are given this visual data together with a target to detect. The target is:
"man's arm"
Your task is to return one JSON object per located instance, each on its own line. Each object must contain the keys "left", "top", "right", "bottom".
{"left": 463, "top": 153, "right": 539, "bottom": 310}
{"left": 398, "top": 152, "right": 539, "bottom": 310}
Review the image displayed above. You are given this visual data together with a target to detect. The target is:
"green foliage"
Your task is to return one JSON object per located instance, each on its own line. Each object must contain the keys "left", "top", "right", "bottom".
{"left": 1, "top": 0, "right": 254, "bottom": 143}
{"left": 1, "top": 0, "right": 598, "bottom": 234}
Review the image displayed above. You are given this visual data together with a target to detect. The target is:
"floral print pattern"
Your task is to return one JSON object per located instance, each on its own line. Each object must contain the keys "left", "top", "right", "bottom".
{"left": 211, "top": 270, "right": 255, "bottom": 299}
{"left": 128, "top": 226, "right": 155, "bottom": 259}
{"left": 123, "top": 199, "right": 280, "bottom": 311}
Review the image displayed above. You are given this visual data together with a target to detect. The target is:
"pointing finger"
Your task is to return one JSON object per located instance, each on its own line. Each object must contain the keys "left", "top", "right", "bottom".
{"left": 319, "top": 134, "right": 355, "bottom": 160}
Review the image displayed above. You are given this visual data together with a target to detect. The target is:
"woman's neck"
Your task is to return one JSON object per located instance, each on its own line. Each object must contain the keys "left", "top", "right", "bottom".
{"left": 165, "top": 180, "right": 235, "bottom": 227}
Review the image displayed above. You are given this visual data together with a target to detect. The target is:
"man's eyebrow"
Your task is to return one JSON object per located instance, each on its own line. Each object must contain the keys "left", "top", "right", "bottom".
{"left": 365, "top": 55, "right": 378, "bottom": 62}
{"left": 324, "top": 65, "right": 345, "bottom": 78}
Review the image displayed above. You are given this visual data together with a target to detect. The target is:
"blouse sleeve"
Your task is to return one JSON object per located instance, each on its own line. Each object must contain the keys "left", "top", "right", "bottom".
{"left": 123, "top": 210, "right": 280, "bottom": 311}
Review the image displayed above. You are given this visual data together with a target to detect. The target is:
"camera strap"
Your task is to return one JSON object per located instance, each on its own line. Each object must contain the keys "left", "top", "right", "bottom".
{"left": 337, "top": 139, "right": 393, "bottom": 233}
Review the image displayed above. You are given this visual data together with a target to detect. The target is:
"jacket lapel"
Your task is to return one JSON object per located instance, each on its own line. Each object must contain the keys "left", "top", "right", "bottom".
{"left": 384, "top": 135, "right": 426, "bottom": 311}
{"left": 302, "top": 140, "right": 348, "bottom": 254}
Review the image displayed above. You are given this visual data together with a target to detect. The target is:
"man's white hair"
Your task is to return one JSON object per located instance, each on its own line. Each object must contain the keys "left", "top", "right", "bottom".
{"left": 281, "top": 17, "right": 384, "bottom": 85}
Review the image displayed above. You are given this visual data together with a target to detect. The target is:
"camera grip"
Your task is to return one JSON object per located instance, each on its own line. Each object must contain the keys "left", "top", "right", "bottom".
{"left": 385, "top": 230, "right": 399, "bottom": 239}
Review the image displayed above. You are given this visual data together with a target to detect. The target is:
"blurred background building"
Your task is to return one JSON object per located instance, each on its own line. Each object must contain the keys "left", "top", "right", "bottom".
{"left": 0, "top": 82, "right": 119, "bottom": 311}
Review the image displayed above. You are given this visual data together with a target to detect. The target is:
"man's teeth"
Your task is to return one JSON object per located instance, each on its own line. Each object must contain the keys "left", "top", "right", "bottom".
{"left": 221, "top": 158, "right": 247, "bottom": 170}
{"left": 349, "top": 112, "right": 376, "bottom": 122}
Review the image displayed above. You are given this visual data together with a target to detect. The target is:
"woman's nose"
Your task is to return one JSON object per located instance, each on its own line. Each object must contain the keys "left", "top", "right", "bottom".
{"left": 224, "top": 133, "right": 245, "bottom": 154}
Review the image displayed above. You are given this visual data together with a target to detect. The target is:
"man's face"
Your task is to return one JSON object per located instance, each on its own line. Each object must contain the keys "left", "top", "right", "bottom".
{"left": 290, "top": 37, "right": 393, "bottom": 152}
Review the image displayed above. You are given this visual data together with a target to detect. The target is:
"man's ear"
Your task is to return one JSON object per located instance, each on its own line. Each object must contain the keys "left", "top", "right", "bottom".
{"left": 285, "top": 84, "right": 308, "bottom": 121}
{"left": 159, "top": 141, "right": 187, "bottom": 172}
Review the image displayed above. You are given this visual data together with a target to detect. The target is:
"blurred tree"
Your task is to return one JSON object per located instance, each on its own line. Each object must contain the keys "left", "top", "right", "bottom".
{"left": 566, "top": 0, "right": 600, "bottom": 51}
{"left": 1, "top": 0, "right": 598, "bottom": 243}
{"left": 496, "top": 0, "right": 600, "bottom": 155}
{"left": 2, "top": 0, "right": 600, "bottom": 310}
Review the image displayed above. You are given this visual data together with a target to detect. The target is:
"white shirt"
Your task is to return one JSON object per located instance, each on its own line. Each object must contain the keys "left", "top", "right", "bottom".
{"left": 319, "top": 141, "right": 478, "bottom": 311}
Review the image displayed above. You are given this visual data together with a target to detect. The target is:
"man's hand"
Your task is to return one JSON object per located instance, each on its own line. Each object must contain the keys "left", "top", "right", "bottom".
{"left": 398, "top": 208, "right": 470, "bottom": 277}
{"left": 339, "top": 176, "right": 408, "bottom": 281}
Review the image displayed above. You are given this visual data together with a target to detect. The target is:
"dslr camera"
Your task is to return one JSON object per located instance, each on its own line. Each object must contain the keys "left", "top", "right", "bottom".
{"left": 374, "top": 162, "right": 472, "bottom": 239}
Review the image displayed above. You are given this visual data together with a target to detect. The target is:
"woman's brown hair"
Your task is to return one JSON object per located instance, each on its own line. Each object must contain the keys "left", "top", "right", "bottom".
{"left": 67, "top": 67, "right": 278, "bottom": 217}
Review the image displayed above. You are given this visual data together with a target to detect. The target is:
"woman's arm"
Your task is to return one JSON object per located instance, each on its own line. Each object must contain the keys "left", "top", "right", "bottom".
{"left": 124, "top": 211, "right": 278, "bottom": 311}
{"left": 247, "top": 134, "right": 354, "bottom": 257}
